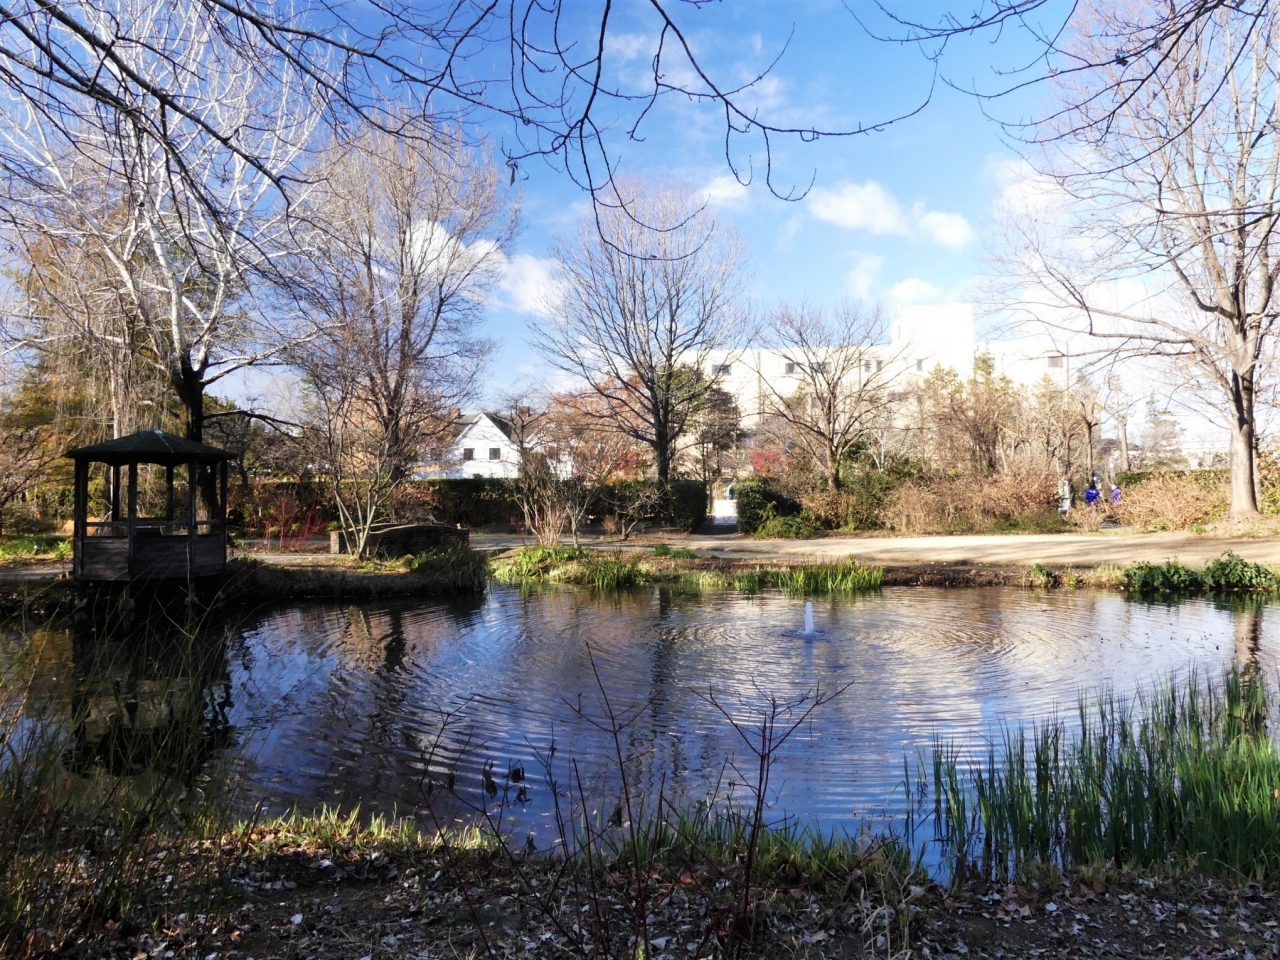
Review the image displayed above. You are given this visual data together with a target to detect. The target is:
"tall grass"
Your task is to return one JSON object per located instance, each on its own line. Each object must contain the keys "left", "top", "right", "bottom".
{"left": 683, "top": 560, "right": 883, "bottom": 595}
{"left": 0, "top": 612, "right": 235, "bottom": 957}
{"left": 928, "top": 668, "right": 1280, "bottom": 883}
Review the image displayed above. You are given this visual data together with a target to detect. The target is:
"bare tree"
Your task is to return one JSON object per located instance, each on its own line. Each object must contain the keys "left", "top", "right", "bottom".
{"left": 9, "top": 229, "right": 174, "bottom": 441}
{"left": 0, "top": 1, "right": 319, "bottom": 446}
{"left": 758, "top": 302, "right": 902, "bottom": 493}
{"left": 536, "top": 177, "right": 748, "bottom": 487}
{"left": 997, "top": 2, "right": 1280, "bottom": 516}
{"left": 290, "top": 125, "right": 514, "bottom": 556}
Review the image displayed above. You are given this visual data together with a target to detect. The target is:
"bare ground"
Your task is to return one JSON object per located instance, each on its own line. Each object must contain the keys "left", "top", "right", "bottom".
{"left": 471, "top": 530, "right": 1280, "bottom": 570}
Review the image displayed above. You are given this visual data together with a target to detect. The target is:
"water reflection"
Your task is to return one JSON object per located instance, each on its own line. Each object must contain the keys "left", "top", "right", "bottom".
{"left": 5, "top": 586, "right": 1277, "bottom": 837}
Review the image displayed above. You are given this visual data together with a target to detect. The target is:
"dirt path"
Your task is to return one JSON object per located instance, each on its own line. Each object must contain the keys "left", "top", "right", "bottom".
{"left": 472, "top": 530, "right": 1280, "bottom": 568}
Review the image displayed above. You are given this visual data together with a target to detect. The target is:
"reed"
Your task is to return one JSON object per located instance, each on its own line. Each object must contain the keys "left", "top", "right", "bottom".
{"left": 0, "top": 624, "right": 235, "bottom": 957}
{"left": 928, "top": 668, "right": 1280, "bottom": 883}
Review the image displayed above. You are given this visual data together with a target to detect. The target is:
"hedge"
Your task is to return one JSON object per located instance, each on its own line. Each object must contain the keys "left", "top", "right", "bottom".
{"left": 666, "top": 479, "right": 708, "bottom": 533}
{"left": 406, "top": 478, "right": 519, "bottom": 527}
{"left": 734, "top": 478, "right": 801, "bottom": 535}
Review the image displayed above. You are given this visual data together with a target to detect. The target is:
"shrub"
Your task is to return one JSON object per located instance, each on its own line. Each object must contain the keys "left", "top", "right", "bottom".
{"left": 1113, "top": 471, "right": 1230, "bottom": 531}
{"left": 753, "top": 505, "right": 823, "bottom": 539}
{"left": 734, "top": 478, "right": 800, "bottom": 535}
{"left": 668, "top": 547, "right": 698, "bottom": 560}
{"left": 666, "top": 480, "right": 708, "bottom": 532}
{"left": 1201, "top": 551, "right": 1280, "bottom": 592}
{"left": 1123, "top": 560, "right": 1202, "bottom": 594}
{"left": 652, "top": 543, "right": 671, "bottom": 556}
{"left": 878, "top": 467, "right": 1058, "bottom": 534}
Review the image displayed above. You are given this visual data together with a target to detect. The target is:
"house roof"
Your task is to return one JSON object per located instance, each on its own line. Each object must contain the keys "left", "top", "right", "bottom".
{"left": 65, "top": 429, "right": 235, "bottom": 466}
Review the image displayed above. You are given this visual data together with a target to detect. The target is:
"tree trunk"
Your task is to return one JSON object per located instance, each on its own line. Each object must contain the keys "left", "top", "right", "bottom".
{"left": 826, "top": 446, "right": 839, "bottom": 493}
{"left": 1229, "top": 368, "right": 1260, "bottom": 517}
{"left": 654, "top": 432, "right": 671, "bottom": 485}
{"left": 173, "top": 360, "right": 219, "bottom": 516}
{"left": 1118, "top": 415, "right": 1130, "bottom": 472}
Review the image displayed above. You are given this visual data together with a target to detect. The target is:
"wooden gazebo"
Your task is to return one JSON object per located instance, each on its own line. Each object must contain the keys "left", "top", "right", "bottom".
{"left": 66, "top": 430, "right": 234, "bottom": 581}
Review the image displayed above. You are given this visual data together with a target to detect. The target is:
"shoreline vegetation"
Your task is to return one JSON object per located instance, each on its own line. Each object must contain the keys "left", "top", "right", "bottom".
{"left": 3, "top": 650, "right": 1280, "bottom": 958}
{"left": 6, "top": 542, "right": 1280, "bottom": 624}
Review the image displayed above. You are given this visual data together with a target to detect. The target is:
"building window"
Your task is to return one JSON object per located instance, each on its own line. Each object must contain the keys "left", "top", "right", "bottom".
{"left": 916, "top": 360, "right": 924, "bottom": 372}
{"left": 863, "top": 359, "right": 873, "bottom": 372}
{"left": 462, "top": 448, "right": 475, "bottom": 461}
{"left": 784, "top": 362, "right": 798, "bottom": 374}
{"left": 1048, "top": 356, "right": 1064, "bottom": 368}
{"left": 489, "top": 448, "right": 501, "bottom": 460}
{"left": 711, "top": 363, "right": 732, "bottom": 376}
{"left": 876, "top": 359, "right": 883, "bottom": 372}
{"left": 810, "top": 361, "right": 830, "bottom": 374}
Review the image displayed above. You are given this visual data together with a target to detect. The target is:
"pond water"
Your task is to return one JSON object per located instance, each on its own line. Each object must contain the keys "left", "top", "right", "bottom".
{"left": 7, "top": 586, "right": 1279, "bottom": 845}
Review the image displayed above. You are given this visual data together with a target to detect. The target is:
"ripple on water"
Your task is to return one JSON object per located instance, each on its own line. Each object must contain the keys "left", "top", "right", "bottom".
{"left": 191, "top": 586, "right": 1277, "bottom": 834}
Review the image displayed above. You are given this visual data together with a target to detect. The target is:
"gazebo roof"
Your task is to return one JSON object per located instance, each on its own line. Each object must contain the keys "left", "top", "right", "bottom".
{"left": 65, "top": 429, "right": 235, "bottom": 466}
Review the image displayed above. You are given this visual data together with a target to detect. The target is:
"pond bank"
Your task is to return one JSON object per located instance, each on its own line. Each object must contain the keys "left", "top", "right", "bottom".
{"left": 21, "top": 810, "right": 1280, "bottom": 960}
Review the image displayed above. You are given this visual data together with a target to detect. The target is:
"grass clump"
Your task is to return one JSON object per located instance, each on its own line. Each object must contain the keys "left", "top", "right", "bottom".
{"left": 490, "top": 546, "right": 642, "bottom": 589}
{"left": 404, "top": 543, "right": 489, "bottom": 591}
{"left": 929, "top": 668, "right": 1280, "bottom": 883}
{"left": 0, "top": 535, "right": 70, "bottom": 561}
{"left": 489, "top": 545, "right": 586, "bottom": 581}
{"left": 681, "top": 560, "right": 882, "bottom": 595}
{"left": 1023, "top": 563, "right": 1058, "bottom": 589}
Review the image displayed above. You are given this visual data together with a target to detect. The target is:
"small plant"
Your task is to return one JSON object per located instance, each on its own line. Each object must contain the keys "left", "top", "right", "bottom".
{"left": 1122, "top": 559, "right": 1202, "bottom": 594}
{"left": 652, "top": 543, "right": 671, "bottom": 556}
{"left": 668, "top": 546, "right": 698, "bottom": 560}
{"left": 1201, "top": 551, "right": 1280, "bottom": 592}
{"left": 1023, "top": 563, "right": 1058, "bottom": 589}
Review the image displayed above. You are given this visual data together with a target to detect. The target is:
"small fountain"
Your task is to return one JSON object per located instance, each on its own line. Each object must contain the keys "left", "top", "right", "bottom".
{"left": 802, "top": 601, "right": 815, "bottom": 637}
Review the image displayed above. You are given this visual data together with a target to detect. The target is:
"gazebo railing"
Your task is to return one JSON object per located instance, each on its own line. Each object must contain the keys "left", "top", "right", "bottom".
{"left": 84, "top": 519, "right": 226, "bottom": 537}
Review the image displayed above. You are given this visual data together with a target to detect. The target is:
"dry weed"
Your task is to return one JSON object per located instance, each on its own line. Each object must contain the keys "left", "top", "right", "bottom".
{"left": 1114, "top": 473, "right": 1229, "bottom": 531}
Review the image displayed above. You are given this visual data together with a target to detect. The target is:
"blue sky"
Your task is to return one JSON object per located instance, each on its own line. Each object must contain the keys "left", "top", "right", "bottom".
{"left": 479, "top": 0, "right": 1056, "bottom": 397}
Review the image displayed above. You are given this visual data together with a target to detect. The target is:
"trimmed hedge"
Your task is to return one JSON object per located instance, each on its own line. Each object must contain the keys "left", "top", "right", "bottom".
{"left": 734, "top": 478, "right": 801, "bottom": 535}
{"left": 666, "top": 479, "right": 708, "bottom": 533}
{"left": 406, "top": 478, "right": 519, "bottom": 527}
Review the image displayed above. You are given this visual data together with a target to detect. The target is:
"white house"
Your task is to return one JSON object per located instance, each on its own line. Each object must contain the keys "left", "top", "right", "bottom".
{"left": 417, "top": 412, "right": 520, "bottom": 479}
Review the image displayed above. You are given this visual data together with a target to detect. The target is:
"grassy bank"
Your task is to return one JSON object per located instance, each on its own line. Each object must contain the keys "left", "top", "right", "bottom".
{"left": 224, "top": 545, "right": 488, "bottom": 600}
{"left": 490, "top": 545, "right": 884, "bottom": 594}
{"left": 927, "top": 668, "right": 1280, "bottom": 884}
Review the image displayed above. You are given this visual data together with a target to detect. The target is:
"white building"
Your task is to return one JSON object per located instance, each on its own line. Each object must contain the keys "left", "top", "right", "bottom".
{"left": 703, "top": 304, "right": 1075, "bottom": 427}
{"left": 418, "top": 412, "right": 520, "bottom": 479}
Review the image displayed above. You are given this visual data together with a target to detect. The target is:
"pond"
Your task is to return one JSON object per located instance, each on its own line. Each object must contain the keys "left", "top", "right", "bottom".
{"left": 7, "top": 586, "right": 1278, "bottom": 846}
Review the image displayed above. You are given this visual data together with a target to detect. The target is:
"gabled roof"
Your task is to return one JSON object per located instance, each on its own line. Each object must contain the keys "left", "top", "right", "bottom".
{"left": 65, "top": 429, "right": 235, "bottom": 466}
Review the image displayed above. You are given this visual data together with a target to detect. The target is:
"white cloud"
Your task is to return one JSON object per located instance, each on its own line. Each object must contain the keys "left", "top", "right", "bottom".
{"left": 604, "top": 32, "right": 653, "bottom": 61}
{"left": 499, "top": 253, "right": 562, "bottom": 317}
{"left": 846, "top": 254, "right": 884, "bottom": 298}
{"left": 919, "top": 211, "right": 976, "bottom": 247}
{"left": 808, "top": 181, "right": 905, "bottom": 234}
{"left": 807, "top": 180, "right": 975, "bottom": 248}
{"left": 887, "top": 278, "right": 943, "bottom": 303}
{"left": 702, "top": 174, "right": 749, "bottom": 209}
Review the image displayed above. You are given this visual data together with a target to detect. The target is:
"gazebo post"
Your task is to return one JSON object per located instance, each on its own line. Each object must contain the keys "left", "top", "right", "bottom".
{"left": 187, "top": 460, "right": 197, "bottom": 539}
{"left": 126, "top": 463, "right": 138, "bottom": 575}
{"left": 72, "top": 457, "right": 86, "bottom": 577}
{"left": 165, "top": 465, "right": 175, "bottom": 522}
{"left": 110, "top": 464, "right": 121, "bottom": 523}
